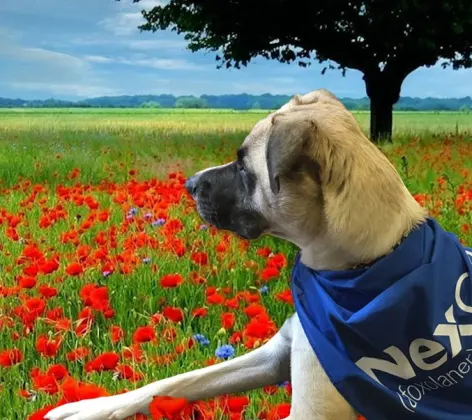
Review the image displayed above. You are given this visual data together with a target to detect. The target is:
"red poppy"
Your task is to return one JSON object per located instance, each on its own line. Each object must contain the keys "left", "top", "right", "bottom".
{"left": 267, "top": 403, "right": 291, "bottom": 420}
{"left": 163, "top": 307, "right": 184, "bottom": 323}
{"left": 0, "top": 348, "right": 23, "bottom": 367}
{"left": 221, "top": 312, "right": 236, "bottom": 330}
{"left": 66, "top": 262, "right": 83, "bottom": 276}
{"left": 85, "top": 352, "right": 120, "bottom": 372}
{"left": 28, "top": 405, "right": 57, "bottom": 420}
{"left": 160, "top": 274, "right": 183, "bottom": 288}
{"left": 133, "top": 326, "right": 156, "bottom": 344}
{"left": 191, "top": 251, "right": 208, "bottom": 266}
{"left": 149, "top": 395, "right": 189, "bottom": 419}
{"left": 36, "top": 336, "right": 61, "bottom": 357}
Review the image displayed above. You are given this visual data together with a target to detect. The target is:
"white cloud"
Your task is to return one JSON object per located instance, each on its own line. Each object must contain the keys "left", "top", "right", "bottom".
{"left": 101, "top": 0, "right": 168, "bottom": 36}
{"left": 100, "top": 12, "right": 144, "bottom": 36}
{"left": 83, "top": 54, "right": 116, "bottom": 63}
{"left": 124, "top": 39, "right": 188, "bottom": 50}
{"left": 0, "top": 35, "right": 115, "bottom": 99}
{"left": 82, "top": 53, "right": 204, "bottom": 70}
{"left": 71, "top": 37, "right": 188, "bottom": 51}
{"left": 0, "top": 43, "right": 87, "bottom": 72}
{"left": 124, "top": 57, "right": 203, "bottom": 70}
{"left": 8, "top": 82, "right": 121, "bottom": 98}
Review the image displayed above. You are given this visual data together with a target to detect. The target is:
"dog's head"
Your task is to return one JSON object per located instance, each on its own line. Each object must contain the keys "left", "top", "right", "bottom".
{"left": 186, "top": 89, "right": 426, "bottom": 267}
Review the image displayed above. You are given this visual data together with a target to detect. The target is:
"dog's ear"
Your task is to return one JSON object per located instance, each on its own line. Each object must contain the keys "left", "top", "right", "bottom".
{"left": 266, "top": 114, "right": 315, "bottom": 194}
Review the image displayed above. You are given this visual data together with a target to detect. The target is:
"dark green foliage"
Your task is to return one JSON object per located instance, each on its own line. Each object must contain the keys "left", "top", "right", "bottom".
{"left": 1, "top": 94, "right": 472, "bottom": 110}
{"left": 129, "top": 0, "right": 472, "bottom": 140}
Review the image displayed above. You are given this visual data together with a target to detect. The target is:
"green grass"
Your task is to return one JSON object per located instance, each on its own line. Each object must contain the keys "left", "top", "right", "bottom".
{"left": 1, "top": 108, "right": 472, "bottom": 136}
{"left": 0, "top": 109, "right": 470, "bottom": 420}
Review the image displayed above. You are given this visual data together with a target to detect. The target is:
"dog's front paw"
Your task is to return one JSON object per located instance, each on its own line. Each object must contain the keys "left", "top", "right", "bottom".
{"left": 44, "top": 394, "right": 141, "bottom": 420}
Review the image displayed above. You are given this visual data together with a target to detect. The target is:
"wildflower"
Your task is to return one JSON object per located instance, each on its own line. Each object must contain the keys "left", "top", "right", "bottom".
{"left": 191, "top": 251, "right": 208, "bottom": 266}
{"left": 0, "top": 348, "right": 23, "bottom": 367}
{"left": 193, "top": 334, "right": 210, "bottom": 346}
{"left": 85, "top": 352, "right": 120, "bottom": 372}
{"left": 226, "top": 395, "right": 250, "bottom": 413}
{"left": 160, "top": 274, "right": 183, "bottom": 288}
{"left": 149, "top": 395, "right": 189, "bottom": 420}
{"left": 260, "top": 285, "right": 269, "bottom": 294}
{"left": 66, "top": 262, "right": 83, "bottom": 276}
{"left": 215, "top": 344, "right": 235, "bottom": 360}
{"left": 260, "top": 267, "right": 279, "bottom": 281}
{"left": 35, "top": 336, "right": 61, "bottom": 357}
{"left": 152, "top": 218, "right": 166, "bottom": 227}
{"left": 267, "top": 403, "right": 291, "bottom": 420}
{"left": 133, "top": 326, "right": 156, "bottom": 344}
{"left": 221, "top": 312, "right": 236, "bottom": 330}
{"left": 162, "top": 307, "right": 184, "bottom": 323}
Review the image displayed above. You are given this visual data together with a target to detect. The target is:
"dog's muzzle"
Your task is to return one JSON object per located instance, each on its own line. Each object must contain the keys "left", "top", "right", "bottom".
{"left": 185, "top": 175, "right": 199, "bottom": 198}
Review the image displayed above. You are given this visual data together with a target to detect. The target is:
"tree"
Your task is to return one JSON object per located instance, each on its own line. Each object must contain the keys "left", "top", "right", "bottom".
{"left": 174, "top": 96, "right": 208, "bottom": 108}
{"left": 141, "top": 100, "right": 161, "bottom": 108}
{"left": 130, "top": 0, "right": 472, "bottom": 142}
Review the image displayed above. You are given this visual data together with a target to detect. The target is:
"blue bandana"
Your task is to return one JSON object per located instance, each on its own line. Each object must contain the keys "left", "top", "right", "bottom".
{"left": 291, "top": 218, "right": 472, "bottom": 420}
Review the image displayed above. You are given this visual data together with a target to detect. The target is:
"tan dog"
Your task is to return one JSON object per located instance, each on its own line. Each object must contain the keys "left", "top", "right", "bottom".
{"left": 46, "top": 89, "right": 427, "bottom": 420}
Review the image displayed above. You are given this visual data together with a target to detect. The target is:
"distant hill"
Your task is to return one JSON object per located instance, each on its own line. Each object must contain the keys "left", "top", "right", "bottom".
{"left": 1, "top": 94, "right": 472, "bottom": 111}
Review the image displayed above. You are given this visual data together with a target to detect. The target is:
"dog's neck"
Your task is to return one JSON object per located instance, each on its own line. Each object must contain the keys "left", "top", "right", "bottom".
{"left": 299, "top": 214, "right": 426, "bottom": 272}
{"left": 299, "top": 234, "right": 407, "bottom": 271}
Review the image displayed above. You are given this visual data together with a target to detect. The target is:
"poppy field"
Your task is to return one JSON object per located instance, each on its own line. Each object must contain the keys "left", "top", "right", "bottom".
{"left": 0, "top": 109, "right": 471, "bottom": 420}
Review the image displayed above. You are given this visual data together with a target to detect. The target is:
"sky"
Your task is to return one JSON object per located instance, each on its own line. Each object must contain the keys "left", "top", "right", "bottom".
{"left": 1, "top": 0, "right": 472, "bottom": 100}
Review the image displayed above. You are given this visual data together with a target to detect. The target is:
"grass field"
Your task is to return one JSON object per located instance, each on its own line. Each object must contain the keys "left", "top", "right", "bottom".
{"left": 0, "top": 109, "right": 471, "bottom": 420}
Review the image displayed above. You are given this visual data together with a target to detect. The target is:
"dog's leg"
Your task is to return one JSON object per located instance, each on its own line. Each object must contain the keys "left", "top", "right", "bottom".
{"left": 288, "top": 316, "right": 357, "bottom": 420}
{"left": 45, "top": 316, "right": 293, "bottom": 420}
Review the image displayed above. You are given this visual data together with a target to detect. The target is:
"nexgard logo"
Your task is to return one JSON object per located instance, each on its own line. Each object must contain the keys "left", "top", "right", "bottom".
{"left": 355, "top": 250, "right": 472, "bottom": 413}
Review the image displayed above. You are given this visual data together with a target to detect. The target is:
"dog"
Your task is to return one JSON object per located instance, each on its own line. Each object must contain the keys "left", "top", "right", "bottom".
{"left": 46, "top": 89, "right": 472, "bottom": 420}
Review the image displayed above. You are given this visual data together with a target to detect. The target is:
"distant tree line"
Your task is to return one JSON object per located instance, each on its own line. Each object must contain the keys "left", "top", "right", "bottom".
{"left": 1, "top": 94, "right": 471, "bottom": 112}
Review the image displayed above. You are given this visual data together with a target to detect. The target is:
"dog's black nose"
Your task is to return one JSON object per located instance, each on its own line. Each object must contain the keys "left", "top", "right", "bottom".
{"left": 185, "top": 175, "right": 198, "bottom": 196}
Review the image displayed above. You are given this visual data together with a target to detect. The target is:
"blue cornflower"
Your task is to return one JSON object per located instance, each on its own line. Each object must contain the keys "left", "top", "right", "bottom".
{"left": 144, "top": 212, "right": 152, "bottom": 219}
{"left": 193, "top": 334, "right": 210, "bottom": 346}
{"left": 215, "top": 344, "right": 235, "bottom": 360}
{"left": 142, "top": 257, "right": 151, "bottom": 264}
{"left": 129, "top": 208, "right": 139, "bottom": 216}
{"left": 152, "top": 218, "right": 166, "bottom": 227}
{"left": 260, "top": 285, "right": 269, "bottom": 294}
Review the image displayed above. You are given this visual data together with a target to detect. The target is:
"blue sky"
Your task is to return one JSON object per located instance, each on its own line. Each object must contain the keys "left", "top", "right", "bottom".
{"left": 1, "top": 0, "right": 472, "bottom": 100}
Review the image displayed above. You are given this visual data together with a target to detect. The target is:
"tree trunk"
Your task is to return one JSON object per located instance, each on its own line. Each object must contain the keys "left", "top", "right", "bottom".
{"left": 370, "top": 97, "right": 393, "bottom": 143}
{"left": 364, "top": 71, "right": 404, "bottom": 143}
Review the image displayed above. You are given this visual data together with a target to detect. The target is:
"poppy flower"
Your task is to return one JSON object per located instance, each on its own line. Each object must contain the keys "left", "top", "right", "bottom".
{"left": 85, "top": 352, "right": 120, "bottom": 372}
{"left": 267, "top": 403, "right": 291, "bottom": 420}
{"left": 65, "top": 262, "right": 83, "bottom": 276}
{"left": 221, "top": 312, "right": 236, "bottom": 330}
{"left": 28, "top": 405, "right": 57, "bottom": 420}
{"left": 133, "top": 326, "right": 156, "bottom": 344}
{"left": 149, "top": 395, "right": 189, "bottom": 420}
{"left": 226, "top": 395, "right": 250, "bottom": 412}
{"left": 191, "top": 251, "right": 208, "bottom": 266}
{"left": 160, "top": 274, "right": 183, "bottom": 288}
{"left": 163, "top": 307, "right": 184, "bottom": 323}
{"left": 0, "top": 348, "right": 23, "bottom": 367}
{"left": 36, "top": 336, "right": 61, "bottom": 357}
